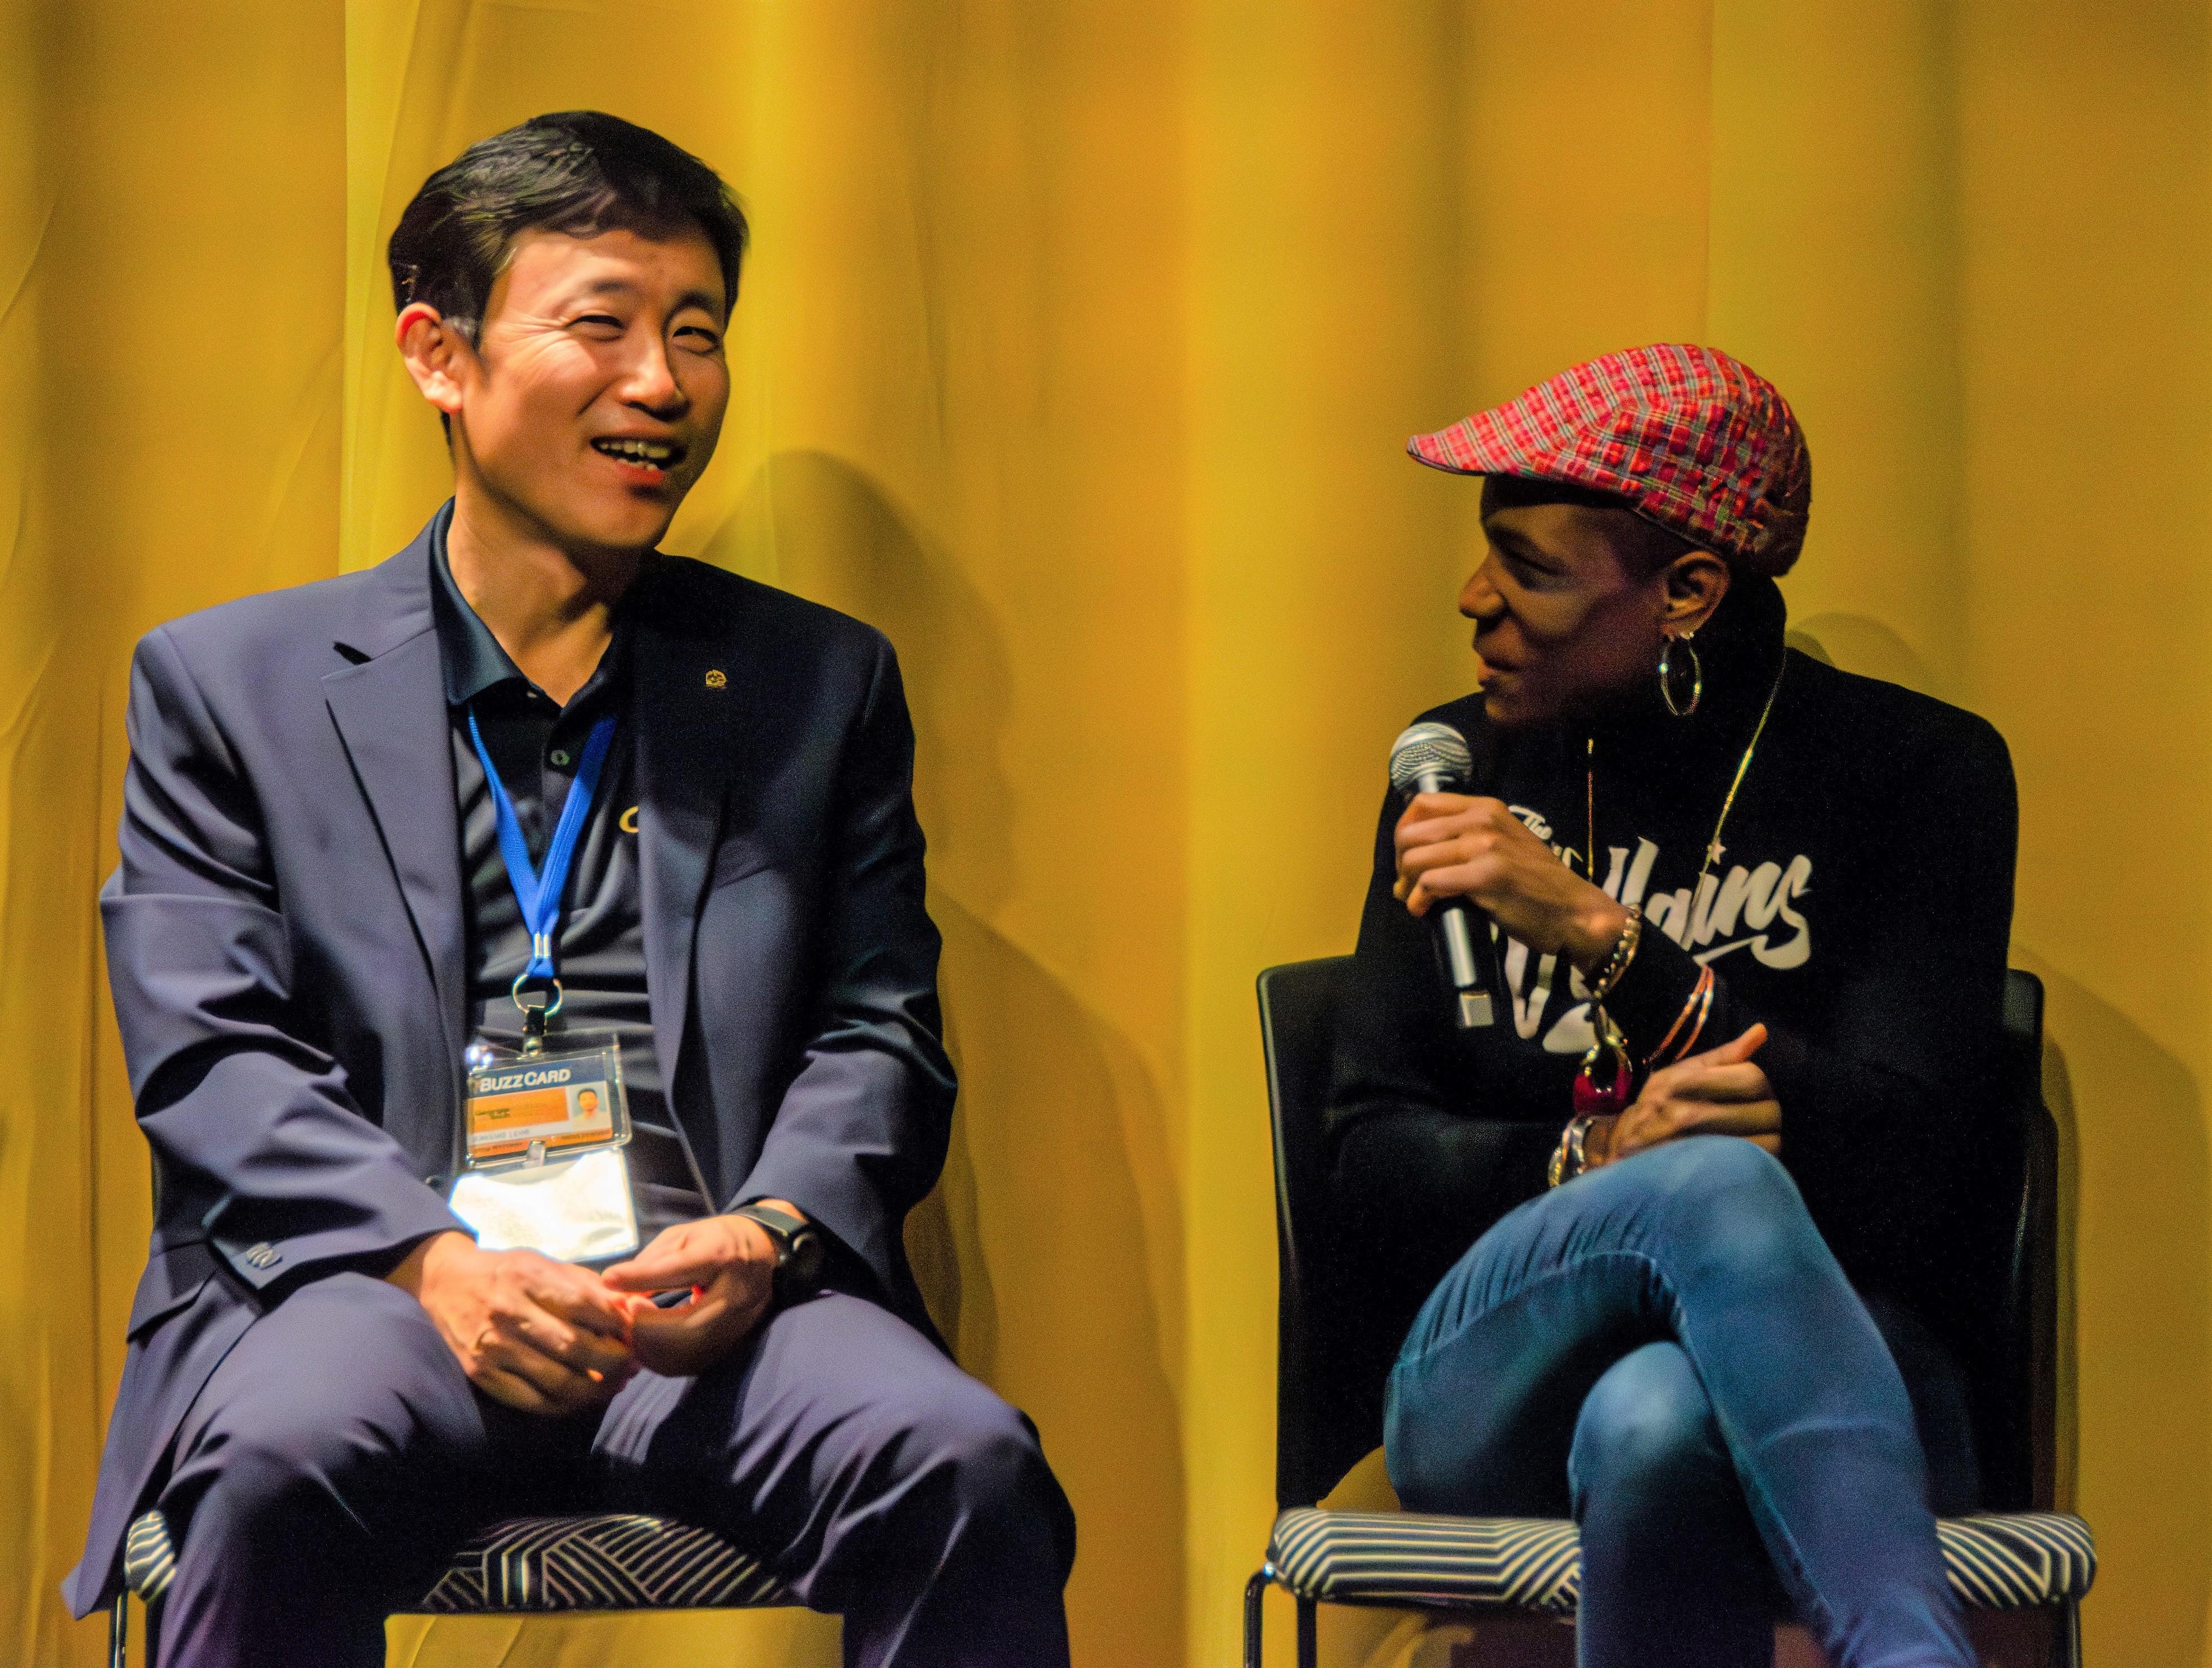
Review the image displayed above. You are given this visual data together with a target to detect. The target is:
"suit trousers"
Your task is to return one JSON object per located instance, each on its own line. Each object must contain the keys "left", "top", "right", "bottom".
{"left": 149, "top": 1272, "right": 1075, "bottom": 1668}
{"left": 1384, "top": 1138, "right": 1975, "bottom": 1668}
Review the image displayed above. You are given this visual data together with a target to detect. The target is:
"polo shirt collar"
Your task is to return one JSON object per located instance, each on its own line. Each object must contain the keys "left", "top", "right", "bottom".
{"left": 428, "top": 498, "right": 639, "bottom": 710}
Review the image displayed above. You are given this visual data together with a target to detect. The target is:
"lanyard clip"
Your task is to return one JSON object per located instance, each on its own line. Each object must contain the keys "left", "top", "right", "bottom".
{"left": 513, "top": 978, "right": 562, "bottom": 1054}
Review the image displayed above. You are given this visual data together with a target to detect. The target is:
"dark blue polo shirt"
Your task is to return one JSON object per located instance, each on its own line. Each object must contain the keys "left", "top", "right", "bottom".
{"left": 430, "top": 513, "right": 712, "bottom": 1244}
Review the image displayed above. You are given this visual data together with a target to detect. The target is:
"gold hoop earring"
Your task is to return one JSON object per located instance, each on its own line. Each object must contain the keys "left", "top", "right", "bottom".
{"left": 1658, "top": 633, "right": 1702, "bottom": 717}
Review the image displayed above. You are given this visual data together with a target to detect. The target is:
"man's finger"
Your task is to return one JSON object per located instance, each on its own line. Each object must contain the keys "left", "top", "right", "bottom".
{"left": 472, "top": 1361, "right": 560, "bottom": 1416}
{"left": 488, "top": 1335, "right": 609, "bottom": 1406}
{"left": 494, "top": 1305, "right": 632, "bottom": 1377}
{"left": 601, "top": 1246, "right": 726, "bottom": 1293}
{"left": 526, "top": 1274, "right": 635, "bottom": 1336}
{"left": 630, "top": 1288, "right": 768, "bottom": 1377}
{"left": 629, "top": 1294, "right": 728, "bottom": 1347}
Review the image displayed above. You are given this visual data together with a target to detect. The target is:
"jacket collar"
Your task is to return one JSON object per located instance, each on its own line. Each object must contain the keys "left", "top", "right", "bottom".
{"left": 321, "top": 512, "right": 465, "bottom": 1075}
{"left": 331, "top": 508, "right": 442, "bottom": 665}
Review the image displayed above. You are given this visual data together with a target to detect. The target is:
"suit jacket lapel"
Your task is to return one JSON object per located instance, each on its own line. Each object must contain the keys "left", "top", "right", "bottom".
{"left": 633, "top": 568, "right": 747, "bottom": 1157}
{"left": 321, "top": 533, "right": 466, "bottom": 1074}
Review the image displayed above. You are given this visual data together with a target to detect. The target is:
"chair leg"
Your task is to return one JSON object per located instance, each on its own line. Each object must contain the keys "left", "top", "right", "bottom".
{"left": 108, "top": 1593, "right": 127, "bottom": 1668}
{"left": 1296, "top": 1595, "right": 1317, "bottom": 1668}
{"left": 1243, "top": 1570, "right": 1269, "bottom": 1668}
{"left": 2061, "top": 1598, "right": 2083, "bottom": 1668}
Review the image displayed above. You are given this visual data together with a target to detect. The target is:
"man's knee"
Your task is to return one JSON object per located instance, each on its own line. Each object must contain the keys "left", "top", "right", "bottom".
{"left": 916, "top": 1388, "right": 1059, "bottom": 1508}
{"left": 169, "top": 1275, "right": 471, "bottom": 1549}
{"left": 890, "top": 1383, "right": 1073, "bottom": 1574}
{"left": 180, "top": 1419, "right": 354, "bottom": 1549}
{"left": 1568, "top": 1343, "right": 1727, "bottom": 1519}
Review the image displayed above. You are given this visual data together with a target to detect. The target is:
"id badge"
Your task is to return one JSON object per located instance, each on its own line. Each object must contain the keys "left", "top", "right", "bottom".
{"left": 448, "top": 1034, "right": 639, "bottom": 1262}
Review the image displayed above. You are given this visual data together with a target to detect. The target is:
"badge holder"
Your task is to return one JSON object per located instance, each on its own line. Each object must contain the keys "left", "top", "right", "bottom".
{"left": 447, "top": 981, "right": 641, "bottom": 1264}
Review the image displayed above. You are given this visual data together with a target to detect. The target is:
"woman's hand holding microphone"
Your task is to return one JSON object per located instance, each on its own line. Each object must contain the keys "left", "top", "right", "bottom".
{"left": 1392, "top": 791, "right": 1781, "bottom": 1166}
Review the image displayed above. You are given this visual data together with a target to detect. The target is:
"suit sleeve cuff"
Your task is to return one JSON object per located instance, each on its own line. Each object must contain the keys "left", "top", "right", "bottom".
{"left": 732, "top": 1150, "right": 892, "bottom": 1298}
{"left": 205, "top": 1181, "right": 468, "bottom": 1292}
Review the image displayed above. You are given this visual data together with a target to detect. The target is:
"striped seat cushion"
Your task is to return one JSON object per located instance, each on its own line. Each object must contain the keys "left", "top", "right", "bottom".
{"left": 1267, "top": 1508, "right": 2095, "bottom": 1614}
{"left": 124, "top": 1509, "right": 791, "bottom": 1613}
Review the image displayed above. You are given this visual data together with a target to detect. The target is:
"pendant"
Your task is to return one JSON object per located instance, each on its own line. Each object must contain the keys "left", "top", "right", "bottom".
{"left": 1572, "top": 1034, "right": 1635, "bottom": 1119}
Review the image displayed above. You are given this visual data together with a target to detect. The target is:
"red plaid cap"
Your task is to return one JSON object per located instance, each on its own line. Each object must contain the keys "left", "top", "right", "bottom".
{"left": 1408, "top": 344, "right": 1812, "bottom": 575}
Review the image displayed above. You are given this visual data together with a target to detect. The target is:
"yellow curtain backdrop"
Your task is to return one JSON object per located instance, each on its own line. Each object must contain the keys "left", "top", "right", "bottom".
{"left": 5, "top": 4, "right": 2209, "bottom": 1666}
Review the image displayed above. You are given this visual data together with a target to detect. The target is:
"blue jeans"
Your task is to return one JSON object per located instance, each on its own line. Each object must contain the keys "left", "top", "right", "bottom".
{"left": 1384, "top": 1137, "right": 1974, "bottom": 1668}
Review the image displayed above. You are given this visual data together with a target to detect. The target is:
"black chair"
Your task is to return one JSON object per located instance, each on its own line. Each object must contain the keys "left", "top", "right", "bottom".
{"left": 1243, "top": 956, "right": 2095, "bottom": 1668}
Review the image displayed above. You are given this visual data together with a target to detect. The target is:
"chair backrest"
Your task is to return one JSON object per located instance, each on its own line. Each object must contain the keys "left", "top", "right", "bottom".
{"left": 1258, "top": 958, "right": 2059, "bottom": 1513}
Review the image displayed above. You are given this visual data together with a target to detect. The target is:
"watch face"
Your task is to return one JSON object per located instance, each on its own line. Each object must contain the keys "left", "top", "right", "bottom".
{"left": 743, "top": 1207, "right": 823, "bottom": 1299}
{"left": 782, "top": 1230, "right": 825, "bottom": 1294}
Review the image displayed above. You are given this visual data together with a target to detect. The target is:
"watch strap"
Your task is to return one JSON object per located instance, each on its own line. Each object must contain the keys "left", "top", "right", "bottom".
{"left": 732, "top": 1202, "right": 809, "bottom": 1248}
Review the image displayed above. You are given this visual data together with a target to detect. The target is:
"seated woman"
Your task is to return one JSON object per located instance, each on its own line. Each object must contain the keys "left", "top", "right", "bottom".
{"left": 1330, "top": 344, "right": 2015, "bottom": 1668}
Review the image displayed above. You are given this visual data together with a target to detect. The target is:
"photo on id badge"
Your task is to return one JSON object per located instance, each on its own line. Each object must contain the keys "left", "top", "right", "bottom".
{"left": 448, "top": 1033, "right": 640, "bottom": 1262}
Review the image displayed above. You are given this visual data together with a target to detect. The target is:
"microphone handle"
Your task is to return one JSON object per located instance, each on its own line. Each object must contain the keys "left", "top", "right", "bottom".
{"left": 1437, "top": 905, "right": 1496, "bottom": 1029}
{"left": 1415, "top": 767, "right": 1501, "bottom": 1029}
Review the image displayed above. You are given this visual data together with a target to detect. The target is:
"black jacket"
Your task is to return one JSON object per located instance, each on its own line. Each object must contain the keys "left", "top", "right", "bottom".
{"left": 1328, "top": 576, "right": 2019, "bottom": 1305}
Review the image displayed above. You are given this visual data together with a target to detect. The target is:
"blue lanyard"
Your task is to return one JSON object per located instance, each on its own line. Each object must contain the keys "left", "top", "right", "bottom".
{"left": 466, "top": 707, "right": 619, "bottom": 1013}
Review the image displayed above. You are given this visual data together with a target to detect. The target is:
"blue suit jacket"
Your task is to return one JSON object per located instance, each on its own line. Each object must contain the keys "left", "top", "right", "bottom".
{"left": 66, "top": 513, "right": 955, "bottom": 1614}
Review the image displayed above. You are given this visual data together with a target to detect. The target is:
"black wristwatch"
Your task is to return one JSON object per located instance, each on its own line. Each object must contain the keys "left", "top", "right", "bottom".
{"left": 732, "top": 1203, "right": 826, "bottom": 1307}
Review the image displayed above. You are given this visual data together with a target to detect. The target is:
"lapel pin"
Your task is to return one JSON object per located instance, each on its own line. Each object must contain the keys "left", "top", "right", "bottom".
{"left": 619, "top": 806, "right": 641, "bottom": 834}
{"left": 704, "top": 669, "right": 727, "bottom": 689}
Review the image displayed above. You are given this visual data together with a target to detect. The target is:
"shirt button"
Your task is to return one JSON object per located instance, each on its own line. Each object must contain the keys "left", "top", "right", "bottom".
{"left": 550, "top": 749, "right": 571, "bottom": 766}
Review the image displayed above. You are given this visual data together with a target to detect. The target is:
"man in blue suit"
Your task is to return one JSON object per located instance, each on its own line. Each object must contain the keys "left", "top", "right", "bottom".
{"left": 66, "top": 111, "right": 1074, "bottom": 1666}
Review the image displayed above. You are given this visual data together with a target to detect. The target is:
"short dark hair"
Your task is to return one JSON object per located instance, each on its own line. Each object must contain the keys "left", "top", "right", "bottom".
{"left": 388, "top": 111, "right": 749, "bottom": 343}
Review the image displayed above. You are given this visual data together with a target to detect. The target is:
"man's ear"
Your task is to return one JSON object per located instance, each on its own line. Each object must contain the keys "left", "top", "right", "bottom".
{"left": 395, "top": 302, "right": 471, "bottom": 422}
{"left": 1662, "top": 551, "right": 1732, "bottom": 635}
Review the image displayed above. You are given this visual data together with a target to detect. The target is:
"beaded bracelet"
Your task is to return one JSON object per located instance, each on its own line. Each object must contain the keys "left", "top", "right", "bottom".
{"left": 1584, "top": 906, "right": 1643, "bottom": 1006}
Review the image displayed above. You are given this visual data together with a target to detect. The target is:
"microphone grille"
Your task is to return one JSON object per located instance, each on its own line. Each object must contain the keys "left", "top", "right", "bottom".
{"left": 1389, "top": 722, "right": 1474, "bottom": 794}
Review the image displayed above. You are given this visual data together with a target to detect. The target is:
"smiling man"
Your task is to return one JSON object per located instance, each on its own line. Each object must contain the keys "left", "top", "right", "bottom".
{"left": 67, "top": 112, "right": 1073, "bottom": 1667}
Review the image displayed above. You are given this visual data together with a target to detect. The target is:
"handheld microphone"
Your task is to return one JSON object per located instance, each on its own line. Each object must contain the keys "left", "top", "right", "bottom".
{"left": 1389, "top": 721, "right": 1502, "bottom": 1029}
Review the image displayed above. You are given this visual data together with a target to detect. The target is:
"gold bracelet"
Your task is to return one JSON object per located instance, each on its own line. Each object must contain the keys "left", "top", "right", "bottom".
{"left": 1565, "top": 1114, "right": 1595, "bottom": 1178}
{"left": 1548, "top": 1114, "right": 1598, "bottom": 1188}
{"left": 1647, "top": 963, "right": 1715, "bottom": 1068}
{"left": 1584, "top": 906, "right": 1642, "bottom": 1006}
{"left": 1676, "top": 971, "right": 1717, "bottom": 1060}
